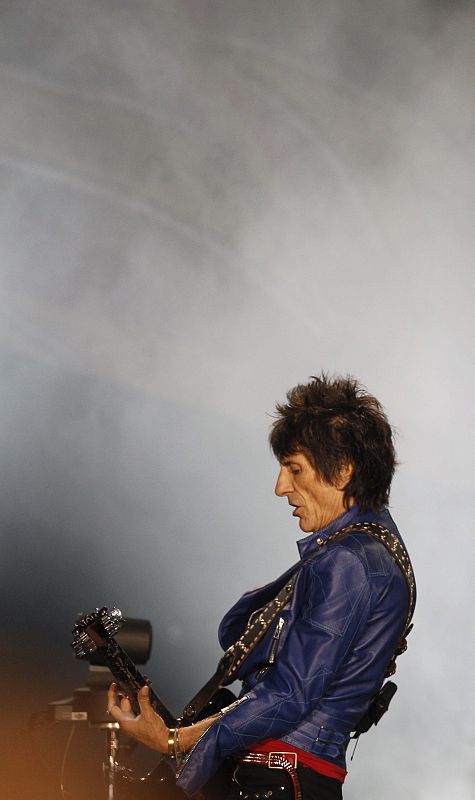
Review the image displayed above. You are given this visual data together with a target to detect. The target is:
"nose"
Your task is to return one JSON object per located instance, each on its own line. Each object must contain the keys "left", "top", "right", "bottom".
{"left": 275, "top": 466, "right": 292, "bottom": 497}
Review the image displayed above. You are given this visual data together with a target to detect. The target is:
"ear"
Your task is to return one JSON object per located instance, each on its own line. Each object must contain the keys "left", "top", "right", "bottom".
{"left": 335, "top": 462, "right": 353, "bottom": 490}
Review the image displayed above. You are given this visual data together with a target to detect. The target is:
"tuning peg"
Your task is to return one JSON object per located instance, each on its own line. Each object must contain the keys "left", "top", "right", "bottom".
{"left": 102, "top": 607, "right": 124, "bottom": 635}
{"left": 72, "top": 631, "right": 97, "bottom": 657}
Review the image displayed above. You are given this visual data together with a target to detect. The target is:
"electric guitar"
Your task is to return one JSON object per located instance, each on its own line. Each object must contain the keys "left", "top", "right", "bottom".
{"left": 71, "top": 607, "right": 235, "bottom": 799}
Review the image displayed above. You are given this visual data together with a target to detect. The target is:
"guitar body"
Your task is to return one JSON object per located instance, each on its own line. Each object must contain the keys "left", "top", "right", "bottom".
{"left": 120, "top": 757, "right": 234, "bottom": 800}
{"left": 119, "top": 689, "right": 237, "bottom": 799}
{"left": 120, "top": 759, "right": 188, "bottom": 800}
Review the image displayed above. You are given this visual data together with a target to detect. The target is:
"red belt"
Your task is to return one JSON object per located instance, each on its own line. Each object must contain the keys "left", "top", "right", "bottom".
{"left": 239, "top": 751, "right": 302, "bottom": 800}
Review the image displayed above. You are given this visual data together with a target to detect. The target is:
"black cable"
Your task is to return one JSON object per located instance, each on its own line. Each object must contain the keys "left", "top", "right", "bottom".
{"left": 60, "top": 724, "right": 76, "bottom": 799}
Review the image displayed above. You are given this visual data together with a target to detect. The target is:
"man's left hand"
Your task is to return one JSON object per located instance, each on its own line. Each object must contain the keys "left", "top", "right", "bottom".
{"left": 107, "top": 683, "right": 168, "bottom": 752}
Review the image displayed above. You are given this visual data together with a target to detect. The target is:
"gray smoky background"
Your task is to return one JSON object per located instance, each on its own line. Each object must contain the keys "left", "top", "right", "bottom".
{"left": 0, "top": 1, "right": 474, "bottom": 798}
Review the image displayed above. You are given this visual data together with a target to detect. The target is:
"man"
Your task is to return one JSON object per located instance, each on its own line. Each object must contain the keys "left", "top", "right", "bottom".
{"left": 108, "top": 374, "right": 415, "bottom": 799}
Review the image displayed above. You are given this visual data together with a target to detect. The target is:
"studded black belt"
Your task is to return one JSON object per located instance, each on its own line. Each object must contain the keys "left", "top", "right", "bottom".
{"left": 238, "top": 751, "right": 302, "bottom": 800}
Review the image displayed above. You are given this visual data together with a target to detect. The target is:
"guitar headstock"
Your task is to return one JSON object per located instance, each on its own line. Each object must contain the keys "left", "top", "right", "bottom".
{"left": 72, "top": 606, "right": 124, "bottom": 657}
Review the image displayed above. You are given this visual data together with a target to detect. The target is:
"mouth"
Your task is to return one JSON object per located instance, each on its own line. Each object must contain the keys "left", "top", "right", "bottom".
{"left": 291, "top": 505, "right": 302, "bottom": 517}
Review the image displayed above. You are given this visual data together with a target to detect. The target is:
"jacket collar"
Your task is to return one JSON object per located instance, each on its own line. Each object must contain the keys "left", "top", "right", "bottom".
{"left": 297, "top": 503, "right": 371, "bottom": 559}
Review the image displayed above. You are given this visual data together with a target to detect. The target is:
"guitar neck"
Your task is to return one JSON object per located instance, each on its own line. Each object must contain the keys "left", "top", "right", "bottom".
{"left": 104, "top": 638, "right": 177, "bottom": 727}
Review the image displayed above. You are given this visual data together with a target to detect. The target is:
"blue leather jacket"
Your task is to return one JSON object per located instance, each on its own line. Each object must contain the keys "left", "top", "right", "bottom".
{"left": 176, "top": 505, "right": 413, "bottom": 796}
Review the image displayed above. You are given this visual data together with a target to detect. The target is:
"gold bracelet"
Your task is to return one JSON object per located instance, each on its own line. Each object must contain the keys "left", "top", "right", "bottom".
{"left": 167, "top": 728, "right": 176, "bottom": 758}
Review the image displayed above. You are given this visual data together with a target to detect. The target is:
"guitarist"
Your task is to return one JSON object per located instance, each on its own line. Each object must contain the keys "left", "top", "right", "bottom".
{"left": 108, "top": 373, "right": 415, "bottom": 800}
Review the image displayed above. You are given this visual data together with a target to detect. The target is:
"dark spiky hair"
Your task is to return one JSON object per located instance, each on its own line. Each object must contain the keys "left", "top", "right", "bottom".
{"left": 269, "top": 373, "right": 396, "bottom": 512}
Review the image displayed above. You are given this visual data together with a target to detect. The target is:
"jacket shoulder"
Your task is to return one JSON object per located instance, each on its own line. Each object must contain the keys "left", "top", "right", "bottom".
{"left": 333, "top": 531, "right": 399, "bottom": 579}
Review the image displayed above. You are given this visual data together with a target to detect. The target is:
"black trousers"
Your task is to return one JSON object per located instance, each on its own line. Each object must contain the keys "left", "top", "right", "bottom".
{"left": 222, "top": 763, "right": 343, "bottom": 800}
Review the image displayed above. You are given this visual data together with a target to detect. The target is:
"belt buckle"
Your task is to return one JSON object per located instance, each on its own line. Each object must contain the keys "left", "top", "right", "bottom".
{"left": 268, "top": 751, "right": 298, "bottom": 769}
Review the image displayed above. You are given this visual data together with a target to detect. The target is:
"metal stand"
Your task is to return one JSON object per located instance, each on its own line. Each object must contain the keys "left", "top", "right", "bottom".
{"left": 101, "top": 722, "right": 121, "bottom": 800}
{"left": 50, "top": 665, "right": 143, "bottom": 799}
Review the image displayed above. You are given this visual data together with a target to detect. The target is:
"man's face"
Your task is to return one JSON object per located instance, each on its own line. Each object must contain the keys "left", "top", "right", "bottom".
{"left": 275, "top": 451, "right": 351, "bottom": 533}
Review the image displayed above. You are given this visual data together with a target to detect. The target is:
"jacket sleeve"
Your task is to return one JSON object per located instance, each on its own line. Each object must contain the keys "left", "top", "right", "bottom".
{"left": 176, "top": 545, "right": 371, "bottom": 796}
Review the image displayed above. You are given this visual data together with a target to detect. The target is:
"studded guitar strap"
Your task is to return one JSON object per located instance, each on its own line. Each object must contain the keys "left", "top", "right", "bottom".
{"left": 182, "top": 570, "right": 298, "bottom": 721}
{"left": 322, "top": 521, "right": 416, "bottom": 677}
{"left": 182, "top": 521, "right": 415, "bottom": 721}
